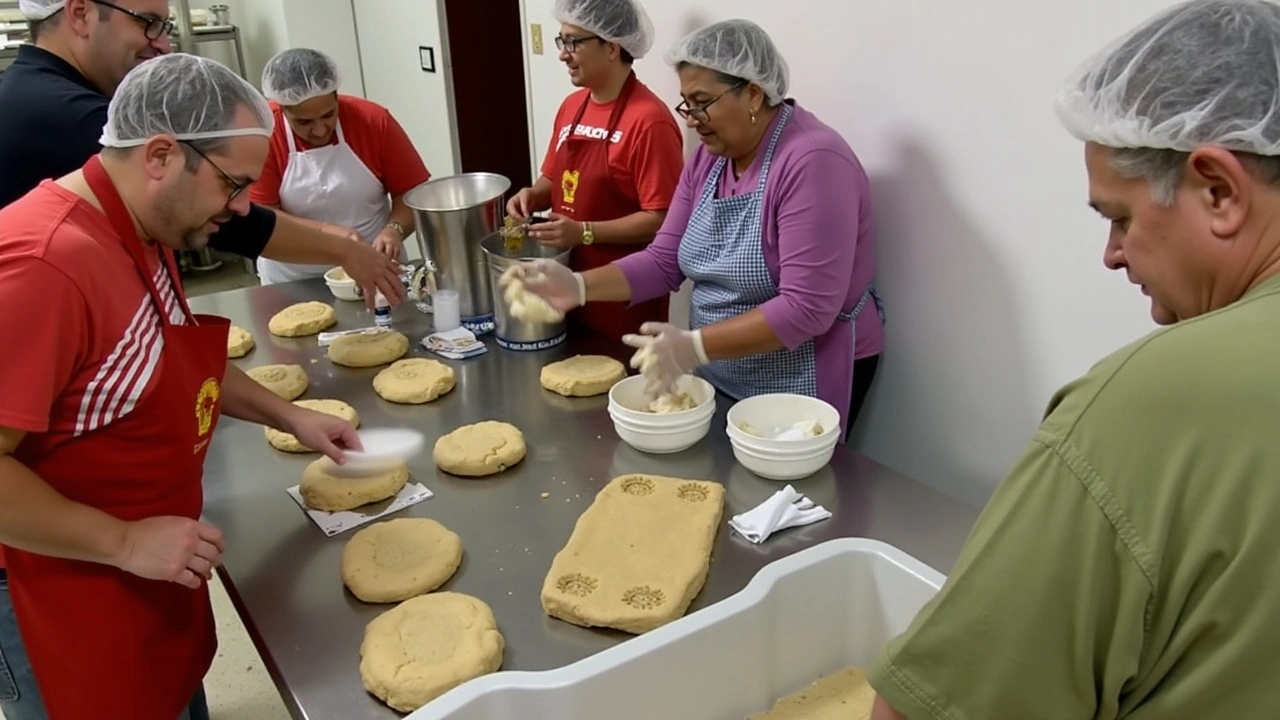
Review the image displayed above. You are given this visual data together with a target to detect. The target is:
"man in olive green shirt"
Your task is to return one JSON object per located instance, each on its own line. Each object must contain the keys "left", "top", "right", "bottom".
{"left": 870, "top": 2, "right": 1280, "bottom": 718}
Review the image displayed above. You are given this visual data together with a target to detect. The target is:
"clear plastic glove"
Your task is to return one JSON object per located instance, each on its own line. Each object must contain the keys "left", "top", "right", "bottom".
{"left": 621, "top": 322, "right": 709, "bottom": 397}
{"left": 505, "top": 259, "right": 584, "bottom": 312}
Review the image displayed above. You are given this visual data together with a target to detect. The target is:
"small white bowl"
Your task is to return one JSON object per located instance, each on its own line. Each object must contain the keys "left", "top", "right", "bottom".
{"left": 606, "top": 374, "right": 715, "bottom": 454}
{"left": 726, "top": 393, "right": 841, "bottom": 453}
{"left": 729, "top": 439, "right": 836, "bottom": 481}
{"left": 323, "top": 266, "right": 362, "bottom": 302}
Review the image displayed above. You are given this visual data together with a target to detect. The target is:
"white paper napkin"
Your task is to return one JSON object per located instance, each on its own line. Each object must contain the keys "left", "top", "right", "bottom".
{"left": 728, "top": 485, "right": 832, "bottom": 544}
{"left": 285, "top": 481, "right": 433, "bottom": 536}
{"left": 421, "top": 327, "right": 487, "bottom": 360}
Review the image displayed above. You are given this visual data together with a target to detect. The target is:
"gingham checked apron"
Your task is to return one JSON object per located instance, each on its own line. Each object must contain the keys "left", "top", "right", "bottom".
{"left": 678, "top": 104, "right": 884, "bottom": 401}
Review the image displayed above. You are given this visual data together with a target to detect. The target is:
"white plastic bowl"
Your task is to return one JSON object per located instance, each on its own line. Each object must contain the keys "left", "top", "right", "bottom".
{"left": 323, "top": 266, "right": 362, "bottom": 302}
{"left": 725, "top": 393, "right": 841, "bottom": 453}
{"left": 606, "top": 375, "right": 716, "bottom": 454}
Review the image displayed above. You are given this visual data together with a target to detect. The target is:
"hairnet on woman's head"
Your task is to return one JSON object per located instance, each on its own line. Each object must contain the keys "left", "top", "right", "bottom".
{"left": 553, "top": 0, "right": 654, "bottom": 59}
{"left": 664, "top": 19, "right": 790, "bottom": 106}
{"left": 1054, "top": 0, "right": 1280, "bottom": 155}
{"left": 100, "top": 54, "right": 274, "bottom": 148}
{"left": 262, "top": 48, "right": 341, "bottom": 106}
{"left": 18, "top": 0, "right": 65, "bottom": 20}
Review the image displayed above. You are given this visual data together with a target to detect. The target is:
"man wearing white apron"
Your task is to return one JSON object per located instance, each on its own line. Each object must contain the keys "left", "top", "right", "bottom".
{"left": 251, "top": 48, "right": 430, "bottom": 285}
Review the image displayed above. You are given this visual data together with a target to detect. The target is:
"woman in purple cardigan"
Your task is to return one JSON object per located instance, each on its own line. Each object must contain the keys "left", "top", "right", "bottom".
{"left": 515, "top": 19, "right": 884, "bottom": 438}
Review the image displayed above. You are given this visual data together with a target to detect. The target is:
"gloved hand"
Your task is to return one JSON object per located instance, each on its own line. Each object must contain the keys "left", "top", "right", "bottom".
{"left": 621, "top": 322, "right": 710, "bottom": 397}
{"left": 504, "top": 259, "right": 585, "bottom": 312}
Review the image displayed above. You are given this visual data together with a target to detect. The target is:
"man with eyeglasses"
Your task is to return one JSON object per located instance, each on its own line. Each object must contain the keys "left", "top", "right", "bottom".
{"left": 0, "top": 53, "right": 362, "bottom": 720}
{"left": 505, "top": 0, "right": 683, "bottom": 345}
{"left": 0, "top": 0, "right": 404, "bottom": 306}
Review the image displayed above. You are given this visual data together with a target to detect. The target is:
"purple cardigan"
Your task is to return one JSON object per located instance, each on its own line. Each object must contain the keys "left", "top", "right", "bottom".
{"left": 615, "top": 101, "right": 882, "bottom": 422}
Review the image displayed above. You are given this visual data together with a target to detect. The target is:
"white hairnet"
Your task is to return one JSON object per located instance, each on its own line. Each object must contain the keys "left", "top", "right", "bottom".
{"left": 18, "top": 0, "right": 65, "bottom": 21}
{"left": 553, "top": 0, "right": 654, "bottom": 59}
{"left": 261, "top": 48, "right": 341, "bottom": 106}
{"left": 664, "top": 19, "right": 790, "bottom": 106}
{"left": 100, "top": 54, "right": 273, "bottom": 149}
{"left": 1054, "top": 0, "right": 1280, "bottom": 156}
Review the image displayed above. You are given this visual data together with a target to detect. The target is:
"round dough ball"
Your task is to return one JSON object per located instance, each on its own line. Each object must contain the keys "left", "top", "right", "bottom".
{"left": 540, "top": 355, "right": 626, "bottom": 397}
{"left": 328, "top": 331, "right": 410, "bottom": 368}
{"left": 359, "top": 592, "right": 504, "bottom": 713}
{"left": 433, "top": 421, "right": 526, "bottom": 477}
{"left": 342, "top": 518, "right": 463, "bottom": 603}
{"left": 265, "top": 399, "right": 360, "bottom": 453}
{"left": 227, "top": 325, "right": 254, "bottom": 358}
{"left": 246, "top": 364, "right": 309, "bottom": 401}
{"left": 268, "top": 301, "right": 337, "bottom": 337}
{"left": 373, "top": 359, "right": 456, "bottom": 404}
{"left": 299, "top": 458, "right": 408, "bottom": 512}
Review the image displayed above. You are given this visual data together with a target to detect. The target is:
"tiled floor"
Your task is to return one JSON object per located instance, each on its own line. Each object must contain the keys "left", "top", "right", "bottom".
{"left": 0, "top": 255, "right": 290, "bottom": 720}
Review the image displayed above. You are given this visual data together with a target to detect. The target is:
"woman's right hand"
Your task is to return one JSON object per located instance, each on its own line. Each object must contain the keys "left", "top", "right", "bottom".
{"left": 506, "top": 188, "right": 535, "bottom": 221}
{"left": 508, "top": 259, "right": 584, "bottom": 312}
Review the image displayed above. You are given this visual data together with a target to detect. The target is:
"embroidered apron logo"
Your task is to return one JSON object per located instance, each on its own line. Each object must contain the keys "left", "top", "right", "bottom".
{"left": 561, "top": 169, "right": 580, "bottom": 205}
{"left": 195, "top": 377, "right": 220, "bottom": 436}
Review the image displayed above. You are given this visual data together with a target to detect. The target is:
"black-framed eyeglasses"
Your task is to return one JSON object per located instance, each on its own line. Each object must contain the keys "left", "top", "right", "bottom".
{"left": 180, "top": 141, "right": 250, "bottom": 203}
{"left": 554, "top": 33, "right": 602, "bottom": 53}
{"left": 674, "top": 82, "right": 747, "bottom": 124}
{"left": 91, "top": 0, "right": 174, "bottom": 41}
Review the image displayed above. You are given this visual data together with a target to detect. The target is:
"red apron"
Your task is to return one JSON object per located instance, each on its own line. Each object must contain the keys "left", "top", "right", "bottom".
{"left": 7, "top": 155, "right": 228, "bottom": 720}
{"left": 551, "top": 71, "right": 669, "bottom": 340}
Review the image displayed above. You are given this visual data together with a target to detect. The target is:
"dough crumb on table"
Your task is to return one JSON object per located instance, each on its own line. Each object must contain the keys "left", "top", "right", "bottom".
{"left": 359, "top": 592, "right": 504, "bottom": 713}
{"left": 747, "top": 666, "right": 875, "bottom": 720}
{"left": 541, "top": 474, "right": 725, "bottom": 634}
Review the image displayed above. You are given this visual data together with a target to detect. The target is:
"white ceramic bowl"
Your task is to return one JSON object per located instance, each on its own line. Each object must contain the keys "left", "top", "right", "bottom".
{"left": 606, "top": 374, "right": 716, "bottom": 454}
{"left": 729, "top": 439, "right": 837, "bottom": 481}
{"left": 725, "top": 393, "right": 841, "bottom": 453}
{"left": 323, "top": 266, "right": 362, "bottom": 302}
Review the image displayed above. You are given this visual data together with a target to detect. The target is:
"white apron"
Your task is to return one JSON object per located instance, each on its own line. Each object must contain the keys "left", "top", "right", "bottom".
{"left": 257, "top": 118, "right": 394, "bottom": 284}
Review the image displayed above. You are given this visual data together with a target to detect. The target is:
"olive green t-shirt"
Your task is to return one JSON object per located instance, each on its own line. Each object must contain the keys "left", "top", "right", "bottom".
{"left": 868, "top": 274, "right": 1280, "bottom": 719}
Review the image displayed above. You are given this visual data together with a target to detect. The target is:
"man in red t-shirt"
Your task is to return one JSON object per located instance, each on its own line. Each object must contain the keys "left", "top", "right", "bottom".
{"left": 250, "top": 48, "right": 431, "bottom": 284}
{"left": 507, "top": 0, "right": 684, "bottom": 343}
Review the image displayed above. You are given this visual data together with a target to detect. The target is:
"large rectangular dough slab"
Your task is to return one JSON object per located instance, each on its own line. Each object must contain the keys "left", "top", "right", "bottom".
{"left": 541, "top": 474, "right": 724, "bottom": 634}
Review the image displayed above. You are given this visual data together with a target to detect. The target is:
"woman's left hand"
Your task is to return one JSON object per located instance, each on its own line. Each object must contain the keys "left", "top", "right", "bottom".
{"left": 372, "top": 228, "right": 403, "bottom": 258}
{"left": 622, "top": 322, "right": 710, "bottom": 396}
{"left": 528, "top": 213, "right": 583, "bottom": 250}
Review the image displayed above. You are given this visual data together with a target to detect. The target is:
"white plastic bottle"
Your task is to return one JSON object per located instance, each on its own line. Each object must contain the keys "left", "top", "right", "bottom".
{"left": 374, "top": 289, "right": 392, "bottom": 327}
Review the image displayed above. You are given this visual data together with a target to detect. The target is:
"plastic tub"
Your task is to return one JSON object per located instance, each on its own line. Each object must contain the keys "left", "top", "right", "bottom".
{"left": 323, "top": 266, "right": 362, "bottom": 302}
{"left": 726, "top": 393, "right": 842, "bottom": 453}
{"left": 729, "top": 438, "right": 837, "bottom": 481}
{"left": 608, "top": 411, "right": 713, "bottom": 454}
{"left": 405, "top": 538, "right": 944, "bottom": 720}
{"left": 607, "top": 374, "right": 715, "bottom": 424}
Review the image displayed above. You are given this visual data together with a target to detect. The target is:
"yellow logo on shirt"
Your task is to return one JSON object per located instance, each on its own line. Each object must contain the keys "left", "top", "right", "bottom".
{"left": 195, "top": 377, "right": 220, "bottom": 438}
{"left": 561, "top": 169, "right": 580, "bottom": 205}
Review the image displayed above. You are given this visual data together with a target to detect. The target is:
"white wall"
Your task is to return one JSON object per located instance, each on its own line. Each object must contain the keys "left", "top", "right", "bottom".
{"left": 521, "top": 0, "right": 1176, "bottom": 507}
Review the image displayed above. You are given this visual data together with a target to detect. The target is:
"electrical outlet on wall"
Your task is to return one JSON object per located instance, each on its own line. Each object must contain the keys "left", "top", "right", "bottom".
{"left": 531, "top": 23, "right": 543, "bottom": 55}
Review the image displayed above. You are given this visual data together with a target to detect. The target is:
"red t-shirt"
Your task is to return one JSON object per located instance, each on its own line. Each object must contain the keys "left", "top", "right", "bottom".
{"left": 539, "top": 79, "right": 684, "bottom": 212}
{"left": 250, "top": 94, "right": 431, "bottom": 207}
{"left": 0, "top": 182, "right": 185, "bottom": 569}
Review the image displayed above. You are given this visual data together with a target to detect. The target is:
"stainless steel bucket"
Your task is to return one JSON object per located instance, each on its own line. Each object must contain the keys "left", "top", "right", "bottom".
{"left": 479, "top": 232, "right": 572, "bottom": 351}
{"left": 405, "top": 173, "right": 511, "bottom": 335}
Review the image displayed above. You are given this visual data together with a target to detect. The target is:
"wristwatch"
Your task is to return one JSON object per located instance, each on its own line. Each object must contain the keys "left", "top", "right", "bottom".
{"left": 386, "top": 221, "right": 408, "bottom": 238}
{"left": 581, "top": 221, "right": 595, "bottom": 245}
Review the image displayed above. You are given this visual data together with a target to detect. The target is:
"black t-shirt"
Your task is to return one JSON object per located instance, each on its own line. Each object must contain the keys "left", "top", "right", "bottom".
{"left": 0, "top": 45, "right": 274, "bottom": 258}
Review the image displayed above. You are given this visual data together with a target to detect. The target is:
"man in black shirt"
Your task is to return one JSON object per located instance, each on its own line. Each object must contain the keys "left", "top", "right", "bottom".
{"left": 0, "top": 0, "right": 406, "bottom": 307}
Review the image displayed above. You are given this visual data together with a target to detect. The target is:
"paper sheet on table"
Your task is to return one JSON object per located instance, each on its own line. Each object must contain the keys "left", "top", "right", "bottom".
{"left": 285, "top": 481, "right": 433, "bottom": 536}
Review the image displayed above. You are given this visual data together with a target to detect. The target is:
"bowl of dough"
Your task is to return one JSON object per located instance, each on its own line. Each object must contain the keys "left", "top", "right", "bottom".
{"left": 607, "top": 374, "right": 716, "bottom": 454}
{"left": 726, "top": 393, "right": 841, "bottom": 481}
{"left": 324, "top": 266, "right": 362, "bottom": 302}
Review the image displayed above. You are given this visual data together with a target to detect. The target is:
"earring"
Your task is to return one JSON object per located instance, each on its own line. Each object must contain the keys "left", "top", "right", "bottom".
{"left": 750, "top": 110, "right": 757, "bottom": 125}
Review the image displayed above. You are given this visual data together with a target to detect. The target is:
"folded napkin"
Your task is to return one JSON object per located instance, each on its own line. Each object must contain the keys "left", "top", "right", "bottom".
{"left": 729, "top": 485, "right": 832, "bottom": 544}
{"left": 421, "top": 327, "right": 487, "bottom": 360}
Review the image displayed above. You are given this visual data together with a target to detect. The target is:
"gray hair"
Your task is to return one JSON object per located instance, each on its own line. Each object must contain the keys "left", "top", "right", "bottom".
{"left": 1109, "top": 147, "right": 1280, "bottom": 206}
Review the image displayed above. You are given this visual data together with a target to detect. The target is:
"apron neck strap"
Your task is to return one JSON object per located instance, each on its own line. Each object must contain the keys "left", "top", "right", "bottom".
{"left": 82, "top": 155, "right": 195, "bottom": 325}
{"left": 570, "top": 71, "right": 639, "bottom": 134}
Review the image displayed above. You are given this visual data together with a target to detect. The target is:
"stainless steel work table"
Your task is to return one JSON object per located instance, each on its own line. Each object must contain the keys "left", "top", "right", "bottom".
{"left": 190, "top": 279, "right": 980, "bottom": 720}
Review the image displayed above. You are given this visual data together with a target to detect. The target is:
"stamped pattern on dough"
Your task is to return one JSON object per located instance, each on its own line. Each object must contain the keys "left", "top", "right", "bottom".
{"left": 621, "top": 477, "right": 655, "bottom": 496}
{"left": 555, "top": 573, "right": 599, "bottom": 597}
{"left": 677, "top": 483, "right": 710, "bottom": 502}
{"left": 622, "top": 586, "right": 665, "bottom": 610}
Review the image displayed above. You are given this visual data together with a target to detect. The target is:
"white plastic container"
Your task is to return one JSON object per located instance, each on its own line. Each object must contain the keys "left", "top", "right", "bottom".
{"left": 407, "top": 538, "right": 944, "bottom": 720}
{"left": 606, "top": 375, "right": 715, "bottom": 454}
{"left": 323, "top": 266, "right": 362, "bottom": 302}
